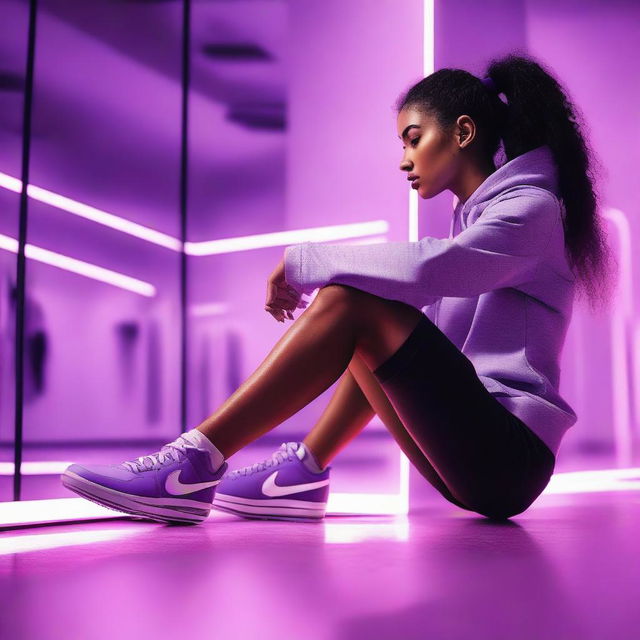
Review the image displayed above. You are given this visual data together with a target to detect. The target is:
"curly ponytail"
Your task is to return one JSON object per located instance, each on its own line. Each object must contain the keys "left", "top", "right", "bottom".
{"left": 395, "top": 51, "right": 617, "bottom": 314}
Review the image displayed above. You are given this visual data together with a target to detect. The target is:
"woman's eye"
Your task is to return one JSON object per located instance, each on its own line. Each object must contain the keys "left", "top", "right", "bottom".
{"left": 410, "top": 138, "right": 420, "bottom": 147}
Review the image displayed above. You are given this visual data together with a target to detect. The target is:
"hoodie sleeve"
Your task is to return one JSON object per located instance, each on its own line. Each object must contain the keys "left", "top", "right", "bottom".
{"left": 284, "top": 191, "right": 558, "bottom": 310}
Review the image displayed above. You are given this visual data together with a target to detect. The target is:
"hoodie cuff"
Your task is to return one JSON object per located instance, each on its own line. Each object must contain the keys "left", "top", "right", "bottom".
{"left": 284, "top": 244, "right": 308, "bottom": 294}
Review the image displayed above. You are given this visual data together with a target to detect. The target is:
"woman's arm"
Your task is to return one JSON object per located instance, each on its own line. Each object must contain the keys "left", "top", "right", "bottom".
{"left": 284, "top": 190, "right": 558, "bottom": 310}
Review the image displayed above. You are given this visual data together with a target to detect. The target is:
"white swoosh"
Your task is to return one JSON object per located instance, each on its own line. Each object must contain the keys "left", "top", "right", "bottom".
{"left": 262, "top": 471, "right": 329, "bottom": 497}
{"left": 165, "top": 469, "right": 222, "bottom": 496}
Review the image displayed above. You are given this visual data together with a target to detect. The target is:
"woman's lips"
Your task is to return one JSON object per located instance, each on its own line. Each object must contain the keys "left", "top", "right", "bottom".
{"left": 411, "top": 179, "right": 420, "bottom": 189}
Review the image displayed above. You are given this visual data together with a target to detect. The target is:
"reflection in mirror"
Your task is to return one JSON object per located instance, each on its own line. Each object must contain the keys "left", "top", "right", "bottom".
{"left": 19, "top": 0, "right": 183, "bottom": 500}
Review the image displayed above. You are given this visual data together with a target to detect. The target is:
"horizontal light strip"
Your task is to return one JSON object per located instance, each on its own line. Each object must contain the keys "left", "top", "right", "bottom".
{"left": 0, "top": 497, "right": 124, "bottom": 529}
{"left": 544, "top": 466, "right": 640, "bottom": 494}
{"left": 2, "top": 467, "right": 639, "bottom": 530}
{"left": 0, "top": 233, "right": 156, "bottom": 297}
{"left": 184, "top": 221, "right": 389, "bottom": 256}
{"left": 0, "top": 461, "right": 72, "bottom": 475}
{"left": 0, "top": 527, "right": 143, "bottom": 556}
{"left": 0, "top": 465, "right": 407, "bottom": 514}
{"left": 328, "top": 492, "right": 407, "bottom": 515}
{"left": 0, "top": 171, "right": 181, "bottom": 251}
{"left": 324, "top": 518, "right": 409, "bottom": 543}
{"left": 189, "top": 302, "right": 231, "bottom": 318}
{"left": 0, "top": 520, "right": 409, "bottom": 553}
{"left": 0, "top": 170, "right": 389, "bottom": 256}
{"left": 0, "top": 493, "right": 407, "bottom": 531}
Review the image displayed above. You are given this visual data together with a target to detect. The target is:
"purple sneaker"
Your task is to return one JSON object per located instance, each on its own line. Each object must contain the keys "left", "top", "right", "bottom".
{"left": 60, "top": 432, "right": 228, "bottom": 525}
{"left": 212, "top": 442, "right": 330, "bottom": 522}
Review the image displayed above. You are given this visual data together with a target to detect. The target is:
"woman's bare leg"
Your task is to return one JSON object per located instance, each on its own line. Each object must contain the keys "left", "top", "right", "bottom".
{"left": 302, "top": 367, "right": 376, "bottom": 470}
{"left": 193, "top": 284, "right": 423, "bottom": 459}
{"left": 301, "top": 353, "right": 470, "bottom": 509}
{"left": 344, "top": 354, "right": 473, "bottom": 509}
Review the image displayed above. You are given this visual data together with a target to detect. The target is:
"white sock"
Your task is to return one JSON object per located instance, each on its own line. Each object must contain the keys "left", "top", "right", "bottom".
{"left": 183, "top": 428, "right": 225, "bottom": 472}
{"left": 297, "top": 442, "right": 325, "bottom": 473}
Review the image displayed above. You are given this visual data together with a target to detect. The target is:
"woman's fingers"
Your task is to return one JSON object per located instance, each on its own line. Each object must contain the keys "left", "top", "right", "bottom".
{"left": 265, "top": 283, "right": 307, "bottom": 322}
{"left": 265, "top": 305, "right": 284, "bottom": 322}
{"left": 270, "top": 292, "right": 304, "bottom": 311}
{"left": 265, "top": 301, "right": 298, "bottom": 323}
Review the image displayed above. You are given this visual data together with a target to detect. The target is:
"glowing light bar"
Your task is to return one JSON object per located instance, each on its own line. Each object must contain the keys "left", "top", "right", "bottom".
{"left": 328, "top": 491, "right": 408, "bottom": 516}
{"left": 184, "top": 221, "right": 389, "bottom": 256}
{"left": 0, "top": 527, "right": 142, "bottom": 555}
{"left": 544, "top": 467, "right": 640, "bottom": 494}
{"left": 0, "top": 498, "right": 123, "bottom": 529}
{"left": 0, "top": 233, "right": 156, "bottom": 297}
{"left": 602, "top": 207, "right": 633, "bottom": 467}
{"left": 0, "top": 171, "right": 181, "bottom": 251}
{"left": 189, "top": 302, "right": 231, "bottom": 318}
{"left": 325, "top": 517, "right": 409, "bottom": 543}
{"left": 0, "top": 461, "right": 72, "bottom": 475}
{"left": 1, "top": 170, "right": 391, "bottom": 266}
{"left": 1, "top": 468, "right": 639, "bottom": 529}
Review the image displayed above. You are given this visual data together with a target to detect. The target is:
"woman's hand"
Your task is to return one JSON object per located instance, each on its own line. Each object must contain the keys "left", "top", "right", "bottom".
{"left": 265, "top": 257, "right": 308, "bottom": 323}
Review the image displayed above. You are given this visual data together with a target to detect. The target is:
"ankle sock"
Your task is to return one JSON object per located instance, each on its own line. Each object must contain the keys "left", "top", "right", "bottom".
{"left": 183, "top": 428, "right": 225, "bottom": 472}
{"left": 298, "top": 442, "right": 325, "bottom": 473}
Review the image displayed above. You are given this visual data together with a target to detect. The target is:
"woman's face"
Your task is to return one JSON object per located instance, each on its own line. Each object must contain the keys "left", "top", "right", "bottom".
{"left": 396, "top": 106, "right": 462, "bottom": 199}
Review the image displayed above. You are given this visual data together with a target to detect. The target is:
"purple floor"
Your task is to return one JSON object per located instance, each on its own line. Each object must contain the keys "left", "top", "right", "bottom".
{"left": 1, "top": 486, "right": 639, "bottom": 640}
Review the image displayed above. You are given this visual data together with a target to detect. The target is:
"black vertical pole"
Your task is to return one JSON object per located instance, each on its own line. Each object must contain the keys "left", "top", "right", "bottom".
{"left": 13, "top": 0, "right": 39, "bottom": 502}
{"left": 179, "top": 0, "right": 191, "bottom": 435}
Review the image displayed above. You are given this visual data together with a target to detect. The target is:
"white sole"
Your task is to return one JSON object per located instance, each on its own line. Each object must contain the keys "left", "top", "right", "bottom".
{"left": 212, "top": 492, "right": 327, "bottom": 522}
{"left": 61, "top": 470, "right": 212, "bottom": 524}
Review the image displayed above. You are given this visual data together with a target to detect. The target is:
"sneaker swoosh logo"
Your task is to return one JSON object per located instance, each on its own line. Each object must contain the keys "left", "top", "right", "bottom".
{"left": 262, "top": 471, "right": 329, "bottom": 498}
{"left": 165, "top": 470, "right": 222, "bottom": 496}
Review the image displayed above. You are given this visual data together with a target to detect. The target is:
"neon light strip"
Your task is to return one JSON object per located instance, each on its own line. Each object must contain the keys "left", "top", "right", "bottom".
{"left": 1, "top": 468, "right": 639, "bottom": 530}
{"left": 190, "top": 302, "right": 231, "bottom": 318}
{"left": 0, "top": 233, "right": 156, "bottom": 297}
{"left": 328, "top": 492, "right": 408, "bottom": 515}
{"left": 384, "top": 0, "right": 437, "bottom": 515}
{"left": 0, "top": 461, "right": 74, "bottom": 475}
{"left": 544, "top": 467, "right": 640, "bottom": 494}
{"left": 184, "top": 221, "right": 389, "bottom": 256}
{"left": 1, "top": 169, "right": 389, "bottom": 255}
{"left": 325, "top": 518, "right": 409, "bottom": 543}
{"left": 602, "top": 208, "right": 633, "bottom": 467}
{"left": 0, "top": 171, "right": 181, "bottom": 251}
{"left": 0, "top": 527, "right": 144, "bottom": 556}
{"left": 0, "top": 497, "right": 123, "bottom": 529}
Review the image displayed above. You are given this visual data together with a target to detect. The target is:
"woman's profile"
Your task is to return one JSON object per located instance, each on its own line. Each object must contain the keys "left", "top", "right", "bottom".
{"left": 61, "top": 52, "right": 617, "bottom": 524}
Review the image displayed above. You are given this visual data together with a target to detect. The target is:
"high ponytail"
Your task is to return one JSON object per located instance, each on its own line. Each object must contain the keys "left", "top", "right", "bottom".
{"left": 395, "top": 51, "right": 617, "bottom": 314}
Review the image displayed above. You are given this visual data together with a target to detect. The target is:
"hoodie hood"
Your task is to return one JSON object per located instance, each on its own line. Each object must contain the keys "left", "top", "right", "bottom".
{"left": 451, "top": 144, "right": 560, "bottom": 236}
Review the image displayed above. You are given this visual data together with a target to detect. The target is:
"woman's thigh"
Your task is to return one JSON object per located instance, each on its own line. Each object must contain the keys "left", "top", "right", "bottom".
{"left": 370, "top": 312, "right": 556, "bottom": 520}
{"left": 348, "top": 353, "right": 474, "bottom": 512}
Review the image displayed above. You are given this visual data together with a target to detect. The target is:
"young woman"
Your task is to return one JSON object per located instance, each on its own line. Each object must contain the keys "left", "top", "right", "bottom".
{"left": 62, "top": 53, "right": 616, "bottom": 525}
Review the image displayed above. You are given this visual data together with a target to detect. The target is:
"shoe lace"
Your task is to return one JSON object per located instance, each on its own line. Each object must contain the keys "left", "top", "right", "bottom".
{"left": 121, "top": 434, "right": 197, "bottom": 473}
{"left": 228, "top": 442, "right": 299, "bottom": 478}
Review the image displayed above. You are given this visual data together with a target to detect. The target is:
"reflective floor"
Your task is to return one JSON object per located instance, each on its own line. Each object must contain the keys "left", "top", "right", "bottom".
{"left": 1, "top": 487, "right": 638, "bottom": 640}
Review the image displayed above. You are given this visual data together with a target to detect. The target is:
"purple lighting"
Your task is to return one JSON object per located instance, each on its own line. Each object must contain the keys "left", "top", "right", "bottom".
{"left": 0, "top": 232, "right": 156, "bottom": 296}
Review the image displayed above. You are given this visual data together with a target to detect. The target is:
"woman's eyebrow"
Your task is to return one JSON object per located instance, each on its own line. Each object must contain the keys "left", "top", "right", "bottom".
{"left": 398, "top": 124, "right": 421, "bottom": 140}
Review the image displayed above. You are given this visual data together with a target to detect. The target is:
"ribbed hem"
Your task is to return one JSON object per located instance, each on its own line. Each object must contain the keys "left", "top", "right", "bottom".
{"left": 284, "top": 244, "right": 305, "bottom": 293}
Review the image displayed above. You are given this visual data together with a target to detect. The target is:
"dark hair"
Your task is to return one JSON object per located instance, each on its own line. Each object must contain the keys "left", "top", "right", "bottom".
{"left": 394, "top": 51, "right": 617, "bottom": 315}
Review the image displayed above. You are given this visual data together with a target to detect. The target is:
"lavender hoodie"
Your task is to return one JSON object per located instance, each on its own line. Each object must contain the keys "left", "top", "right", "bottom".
{"left": 284, "top": 145, "right": 578, "bottom": 456}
